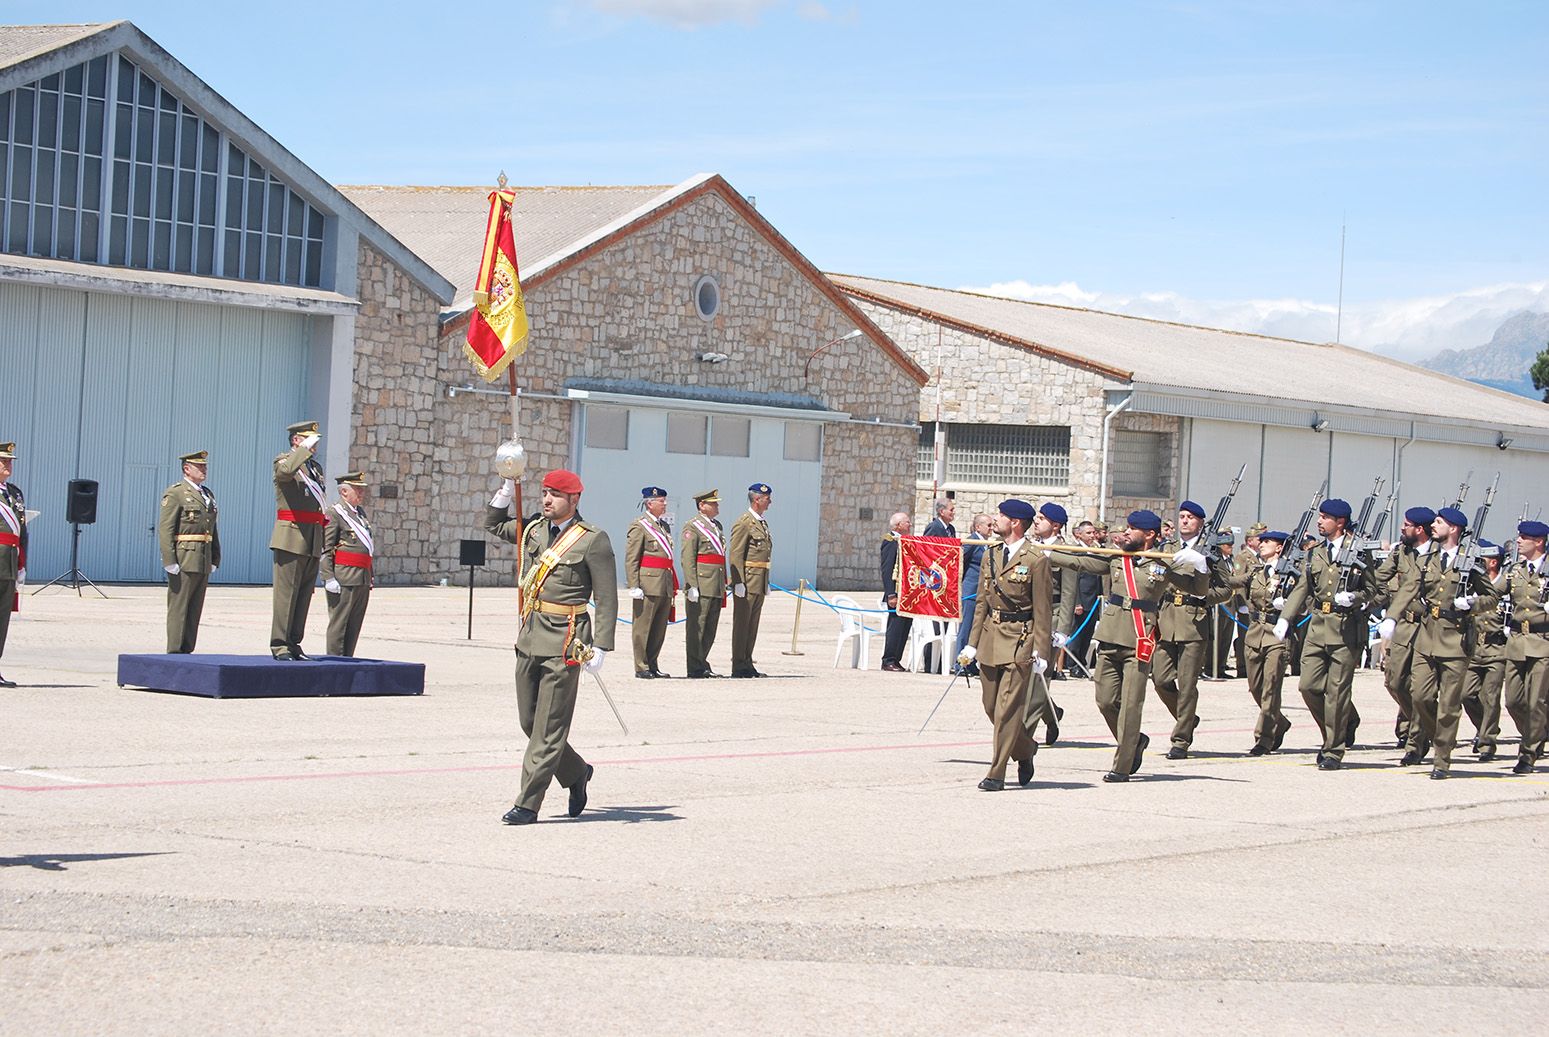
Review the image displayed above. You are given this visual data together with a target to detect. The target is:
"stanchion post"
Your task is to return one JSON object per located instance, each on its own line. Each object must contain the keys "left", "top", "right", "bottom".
{"left": 468, "top": 565, "right": 475, "bottom": 640}
{"left": 782, "top": 577, "right": 807, "bottom": 656}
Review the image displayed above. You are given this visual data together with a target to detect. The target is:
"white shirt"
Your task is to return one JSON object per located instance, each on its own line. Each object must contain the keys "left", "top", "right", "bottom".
{"left": 747, "top": 508, "right": 767, "bottom": 524}
{"left": 1001, "top": 535, "right": 1026, "bottom": 562}
{"left": 1415, "top": 540, "right": 1433, "bottom": 556}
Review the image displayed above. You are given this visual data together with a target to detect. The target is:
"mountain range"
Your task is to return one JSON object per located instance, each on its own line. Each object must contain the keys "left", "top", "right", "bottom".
{"left": 1419, "top": 310, "right": 1549, "bottom": 400}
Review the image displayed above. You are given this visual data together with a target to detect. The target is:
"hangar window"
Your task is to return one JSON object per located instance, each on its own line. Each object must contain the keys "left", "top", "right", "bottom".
{"left": 710, "top": 415, "right": 749, "bottom": 457}
{"left": 918, "top": 421, "right": 1071, "bottom": 490}
{"left": 584, "top": 407, "right": 629, "bottom": 450}
{"left": 784, "top": 421, "right": 822, "bottom": 462}
{"left": 1111, "top": 429, "right": 1170, "bottom": 497}
{"left": 666, "top": 413, "right": 708, "bottom": 454}
{"left": 693, "top": 274, "right": 720, "bottom": 321}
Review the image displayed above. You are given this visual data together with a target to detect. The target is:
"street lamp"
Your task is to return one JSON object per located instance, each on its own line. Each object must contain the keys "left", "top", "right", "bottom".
{"left": 802, "top": 328, "right": 864, "bottom": 381}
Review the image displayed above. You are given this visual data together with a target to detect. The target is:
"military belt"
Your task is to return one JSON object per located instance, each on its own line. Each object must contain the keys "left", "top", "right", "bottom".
{"left": 1171, "top": 593, "right": 1209, "bottom": 607}
{"left": 744, "top": 561, "right": 771, "bottom": 570}
{"left": 1426, "top": 605, "right": 1467, "bottom": 621}
{"left": 533, "top": 600, "right": 587, "bottom": 617}
{"left": 1107, "top": 593, "right": 1158, "bottom": 613}
{"left": 1247, "top": 609, "right": 1282, "bottom": 624}
{"left": 334, "top": 550, "right": 372, "bottom": 569}
{"left": 175, "top": 534, "right": 213, "bottom": 542}
{"left": 1484, "top": 630, "right": 1508, "bottom": 647}
{"left": 1513, "top": 620, "right": 1549, "bottom": 635}
{"left": 989, "top": 607, "right": 1033, "bottom": 623}
{"left": 1314, "top": 599, "right": 1356, "bottom": 614}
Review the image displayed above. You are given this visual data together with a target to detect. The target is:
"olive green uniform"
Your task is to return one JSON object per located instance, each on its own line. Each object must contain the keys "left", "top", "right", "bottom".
{"left": 0, "top": 479, "right": 28, "bottom": 666}
{"left": 1151, "top": 538, "right": 1229, "bottom": 751}
{"left": 1502, "top": 558, "right": 1549, "bottom": 770}
{"left": 1405, "top": 549, "right": 1499, "bottom": 772}
{"left": 625, "top": 515, "right": 677, "bottom": 674}
{"left": 1225, "top": 560, "right": 1292, "bottom": 751}
{"left": 1461, "top": 570, "right": 1508, "bottom": 755}
{"left": 728, "top": 510, "right": 773, "bottom": 675}
{"left": 485, "top": 505, "right": 619, "bottom": 813}
{"left": 320, "top": 501, "right": 373, "bottom": 657}
{"left": 680, "top": 515, "right": 728, "bottom": 676}
{"left": 1280, "top": 537, "right": 1375, "bottom": 763}
{"left": 157, "top": 478, "right": 221, "bottom": 653}
{"left": 1372, "top": 542, "right": 1431, "bottom": 745}
{"left": 269, "top": 445, "right": 326, "bottom": 657}
{"left": 966, "top": 539, "right": 1053, "bottom": 781}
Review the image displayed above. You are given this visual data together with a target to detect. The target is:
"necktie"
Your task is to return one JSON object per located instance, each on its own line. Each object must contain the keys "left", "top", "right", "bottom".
{"left": 548, "top": 524, "right": 561, "bottom": 546}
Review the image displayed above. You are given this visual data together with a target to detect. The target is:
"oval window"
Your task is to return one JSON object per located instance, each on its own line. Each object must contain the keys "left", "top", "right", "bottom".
{"left": 694, "top": 275, "right": 720, "bottom": 321}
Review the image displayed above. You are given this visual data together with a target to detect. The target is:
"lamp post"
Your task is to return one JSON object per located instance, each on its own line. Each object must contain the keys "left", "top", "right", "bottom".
{"left": 802, "top": 328, "right": 864, "bottom": 381}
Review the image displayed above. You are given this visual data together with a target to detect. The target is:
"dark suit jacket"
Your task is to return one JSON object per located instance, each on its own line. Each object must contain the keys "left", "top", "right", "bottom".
{"left": 880, "top": 538, "right": 900, "bottom": 598}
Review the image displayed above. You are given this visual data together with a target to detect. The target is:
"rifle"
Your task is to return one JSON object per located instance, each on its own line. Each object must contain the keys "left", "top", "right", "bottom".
{"left": 1274, "top": 481, "right": 1326, "bottom": 597}
{"left": 1199, "top": 462, "right": 1248, "bottom": 560}
{"left": 1333, "top": 476, "right": 1384, "bottom": 595}
{"left": 1451, "top": 470, "right": 1473, "bottom": 510}
{"left": 1448, "top": 471, "right": 1499, "bottom": 577}
{"left": 1500, "top": 501, "right": 1528, "bottom": 623}
{"left": 1367, "top": 481, "right": 1399, "bottom": 548}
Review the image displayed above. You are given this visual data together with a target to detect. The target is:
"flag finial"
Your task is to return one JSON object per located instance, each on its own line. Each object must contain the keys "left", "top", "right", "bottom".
{"left": 496, "top": 170, "right": 508, "bottom": 190}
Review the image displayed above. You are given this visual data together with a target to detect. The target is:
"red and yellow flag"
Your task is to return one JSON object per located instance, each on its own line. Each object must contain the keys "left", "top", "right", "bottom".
{"left": 896, "top": 535, "right": 963, "bottom": 621}
{"left": 465, "top": 189, "right": 530, "bottom": 381}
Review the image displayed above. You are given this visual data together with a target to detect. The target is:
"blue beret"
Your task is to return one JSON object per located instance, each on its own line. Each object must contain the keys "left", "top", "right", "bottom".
{"left": 1259, "top": 529, "right": 1291, "bottom": 543}
{"left": 1179, "top": 500, "right": 1206, "bottom": 518}
{"left": 1519, "top": 520, "right": 1549, "bottom": 539}
{"left": 1436, "top": 506, "right": 1468, "bottom": 529}
{"left": 748, "top": 483, "right": 772, "bottom": 495}
{"left": 1479, "top": 539, "right": 1503, "bottom": 559}
{"left": 640, "top": 486, "right": 667, "bottom": 499}
{"left": 1127, "top": 509, "right": 1162, "bottom": 532}
{"left": 1039, "top": 502, "right": 1068, "bottom": 526}
{"left": 1319, "top": 498, "right": 1352, "bottom": 519}
{"left": 999, "top": 499, "right": 1036, "bottom": 522}
{"left": 1404, "top": 506, "right": 1436, "bottom": 526}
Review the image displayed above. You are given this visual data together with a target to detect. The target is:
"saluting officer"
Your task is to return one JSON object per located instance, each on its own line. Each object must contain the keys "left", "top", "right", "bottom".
{"left": 1372, "top": 507, "right": 1436, "bottom": 749}
{"left": 626, "top": 486, "right": 678, "bottom": 679}
{"left": 270, "top": 420, "right": 327, "bottom": 660}
{"left": 680, "top": 489, "right": 728, "bottom": 678}
{"left": 321, "top": 472, "right": 374, "bottom": 658}
{"left": 1461, "top": 541, "right": 1508, "bottom": 761}
{"left": 0, "top": 441, "right": 27, "bottom": 687}
{"left": 1502, "top": 520, "right": 1549, "bottom": 774}
{"left": 486, "top": 468, "right": 618, "bottom": 825}
{"left": 1225, "top": 529, "right": 1294, "bottom": 754}
{"left": 729, "top": 482, "right": 774, "bottom": 679}
{"left": 1151, "top": 500, "right": 1218, "bottom": 760}
{"left": 1047, "top": 510, "right": 1210, "bottom": 782}
{"left": 158, "top": 449, "right": 220, "bottom": 654}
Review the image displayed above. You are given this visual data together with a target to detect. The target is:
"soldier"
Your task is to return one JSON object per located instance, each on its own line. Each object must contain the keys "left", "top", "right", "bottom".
{"left": 1232, "top": 523, "right": 1268, "bottom": 678}
{"left": 157, "top": 449, "right": 220, "bottom": 654}
{"left": 625, "top": 486, "right": 677, "bottom": 679}
{"left": 728, "top": 482, "right": 774, "bottom": 679}
{"left": 955, "top": 499, "right": 1053, "bottom": 790}
{"left": 1028, "top": 502, "right": 1071, "bottom": 742}
{"left": 1372, "top": 507, "right": 1436, "bottom": 749}
{"left": 269, "top": 420, "right": 326, "bottom": 660}
{"left": 0, "top": 441, "right": 27, "bottom": 687}
{"left": 1502, "top": 520, "right": 1549, "bottom": 774}
{"left": 1226, "top": 529, "right": 1294, "bottom": 754}
{"left": 1151, "top": 500, "right": 1220, "bottom": 760}
{"left": 1276, "top": 498, "right": 1374, "bottom": 770}
{"left": 485, "top": 468, "right": 618, "bottom": 825}
{"left": 1461, "top": 542, "right": 1508, "bottom": 761}
{"left": 1047, "top": 511, "right": 1209, "bottom": 782}
{"left": 320, "top": 472, "right": 374, "bottom": 658}
{"left": 1400, "top": 507, "right": 1499, "bottom": 778}
{"left": 680, "top": 488, "right": 727, "bottom": 679}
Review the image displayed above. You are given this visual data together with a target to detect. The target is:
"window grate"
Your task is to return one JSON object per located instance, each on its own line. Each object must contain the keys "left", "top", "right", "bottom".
{"left": 1111, "top": 429, "right": 1169, "bottom": 497}
{"left": 919, "top": 422, "right": 1070, "bottom": 489}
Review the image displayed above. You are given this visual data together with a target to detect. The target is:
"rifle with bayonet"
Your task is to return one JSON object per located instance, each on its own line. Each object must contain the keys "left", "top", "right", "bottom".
{"left": 1451, "top": 470, "right": 1473, "bottom": 510}
{"left": 1333, "top": 476, "right": 1385, "bottom": 596}
{"left": 1500, "top": 501, "right": 1529, "bottom": 624}
{"left": 1274, "top": 481, "right": 1326, "bottom": 598}
{"left": 1449, "top": 472, "right": 1499, "bottom": 578}
{"left": 1199, "top": 462, "right": 1248, "bottom": 561}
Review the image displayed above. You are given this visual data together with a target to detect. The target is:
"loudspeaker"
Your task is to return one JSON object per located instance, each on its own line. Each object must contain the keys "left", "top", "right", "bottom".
{"left": 66, "top": 479, "right": 99, "bottom": 525}
{"left": 459, "top": 539, "right": 486, "bottom": 567}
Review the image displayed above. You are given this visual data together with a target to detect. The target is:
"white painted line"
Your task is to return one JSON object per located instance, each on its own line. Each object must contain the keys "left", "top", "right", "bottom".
{"left": 0, "top": 765, "right": 101, "bottom": 784}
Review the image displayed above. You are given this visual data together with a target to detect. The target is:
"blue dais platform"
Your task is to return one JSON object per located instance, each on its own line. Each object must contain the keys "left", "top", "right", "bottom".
{"left": 116, "top": 654, "right": 425, "bottom": 699}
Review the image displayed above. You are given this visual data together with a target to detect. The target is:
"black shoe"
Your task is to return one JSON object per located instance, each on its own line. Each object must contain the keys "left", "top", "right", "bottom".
{"left": 1399, "top": 750, "right": 1422, "bottom": 766}
{"left": 1478, "top": 746, "right": 1497, "bottom": 762}
{"left": 1395, "top": 738, "right": 1407, "bottom": 750}
{"left": 502, "top": 805, "right": 538, "bottom": 825}
{"left": 635, "top": 670, "right": 656, "bottom": 679}
{"left": 1248, "top": 744, "right": 1268, "bottom": 757}
{"left": 751, "top": 669, "right": 769, "bottom": 678}
{"left": 977, "top": 777, "right": 1004, "bottom": 792}
{"left": 1343, "top": 717, "right": 1358, "bottom": 748}
{"left": 1049, "top": 670, "right": 1066, "bottom": 681}
{"left": 1017, "top": 758, "right": 1034, "bottom": 787}
{"left": 650, "top": 668, "right": 671, "bottom": 678}
{"left": 1045, "top": 705, "right": 1064, "bottom": 747}
{"left": 1130, "top": 733, "right": 1150, "bottom": 775}
{"left": 272, "top": 649, "right": 296, "bottom": 661}
{"left": 1102, "top": 770, "right": 1129, "bottom": 783}
{"left": 1429, "top": 767, "right": 1449, "bottom": 780}
{"left": 730, "top": 669, "right": 756, "bottom": 678}
{"left": 568, "top": 764, "right": 593, "bottom": 818}
{"left": 880, "top": 661, "right": 906, "bottom": 672}
{"left": 687, "top": 670, "right": 712, "bottom": 679}
{"left": 1166, "top": 746, "right": 1188, "bottom": 761}
{"left": 0, "top": 674, "right": 15, "bottom": 687}
{"left": 1273, "top": 717, "right": 1291, "bottom": 751}
{"left": 1317, "top": 756, "right": 1342, "bottom": 771}
{"left": 1513, "top": 755, "right": 1534, "bottom": 775}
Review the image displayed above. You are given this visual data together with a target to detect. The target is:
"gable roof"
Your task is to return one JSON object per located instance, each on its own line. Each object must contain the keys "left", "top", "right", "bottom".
{"left": 832, "top": 273, "right": 1549, "bottom": 434}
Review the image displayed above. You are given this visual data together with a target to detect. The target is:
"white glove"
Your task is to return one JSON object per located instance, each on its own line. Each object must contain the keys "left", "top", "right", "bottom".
{"left": 956, "top": 645, "right": 977, "bottom": 666}
{"left": 1333, "top": 591, "right": 1356, "bottom": 607}
{"left": 325, "top": 578, "right": 341, "bottom": 594}
{"left": 1271, "top": 596, "right": 1286, "bottom": 610}
{"left": 1237, "top": 604, "right": 1250, "bottom": 613}
{"left": 301, "top": 433, "right": 320, "bottom": 450}
{"left": 582, "top": 647, "right": 607, "bottom": 674}
{"left": 686, "top": 587, "right": 700, "bottom": 602}
{"left": 1051, "top": 632, "right": 1068, "bottom": 648}
{"left": 1032, "top": 654, "right": 1048, "bottom": 675}
{"left": 1174, "top": 546, "right": 1208, "bottom": 574}
{"left": 734, "top": 583, "right": 746, "bottom": 598}
{"left": 489, "top": 478, "right": 515, "bottom": 508}
{"left": 1272, "top": 618, "right": 1289, "bottom": 642}
{"left": 1454, "top": 595, "right": 1475, "bottom": 611}
{"left": 629, "top": 587, "right": 645, "bottom": 600}
{"left": 211, "top": 565, "right": 217, "bottom": 573}
{"left": 15, "top": 569, "right": 23, "bottom": 587}
{"left": 1378, "top": 617, "right": 1396, "bottom": 640}
{"left": 164, "top": 563, "right": 180, "bottom": 575}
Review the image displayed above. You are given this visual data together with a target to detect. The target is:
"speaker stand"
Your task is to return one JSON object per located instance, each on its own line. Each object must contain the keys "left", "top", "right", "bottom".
{"left": 33, "top": 522, "right": 108, "bottom": 598}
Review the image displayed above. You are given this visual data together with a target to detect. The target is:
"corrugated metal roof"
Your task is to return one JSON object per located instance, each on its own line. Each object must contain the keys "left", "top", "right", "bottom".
{"left": 338, "top": 183, "right": 677, "bottom": 307}
{"left": 0, "top": 23, "right": 111, "bottom": 68}
{"left": 833, "top": 273, "right": 1549, "bottom": 433}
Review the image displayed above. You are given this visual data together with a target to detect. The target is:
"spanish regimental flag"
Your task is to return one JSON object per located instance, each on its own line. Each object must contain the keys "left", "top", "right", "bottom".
{"left": 465, "top": 189, "right": 529, "bottom": 381}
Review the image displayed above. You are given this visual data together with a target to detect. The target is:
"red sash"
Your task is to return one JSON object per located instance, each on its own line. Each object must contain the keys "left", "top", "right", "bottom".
{"left": 1122, "top": 555, "right": 1155, "bottom": 663}
{"left": 278, "top": 509, "right": 328, "bottom": 525}
{"left": 335, "top": 550, "right": 372, "bottom": 569}
{"left": 641, "top": 555, "right": 679, "bottom": 621}
{"left": 696, "top": 553, "right": 726, "bottom": 565}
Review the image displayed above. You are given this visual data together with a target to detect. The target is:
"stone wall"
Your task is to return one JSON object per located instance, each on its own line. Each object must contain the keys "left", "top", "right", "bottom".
{"left": 1107, "top": 411, "right": 1182, "bottom": 523}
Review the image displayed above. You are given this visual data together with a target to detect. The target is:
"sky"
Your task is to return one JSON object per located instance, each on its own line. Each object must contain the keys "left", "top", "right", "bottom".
{"left": 11, "top": 0, "right": 1549, "bottom": 358}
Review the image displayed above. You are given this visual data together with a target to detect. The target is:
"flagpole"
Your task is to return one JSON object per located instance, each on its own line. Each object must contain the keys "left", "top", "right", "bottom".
{"left": 507, "top": 366, "right": 524, "bottom": 595}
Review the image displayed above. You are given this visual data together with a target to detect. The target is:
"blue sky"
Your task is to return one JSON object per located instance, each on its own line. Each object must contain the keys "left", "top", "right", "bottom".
{"left": 13, "top": 0, "right": 1549, "bottom": 355}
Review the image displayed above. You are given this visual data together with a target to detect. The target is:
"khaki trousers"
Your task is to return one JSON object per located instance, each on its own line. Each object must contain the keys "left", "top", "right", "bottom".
{"left": 1462, "top": 658, "right": 1505, "bottom": 752}
{"left": 631, "top": 592, "right": 672, "bottom": 672}
{"left": 684, "top": 594, "right": 723, "bottom": 674}
{"left": 731, "top": 592, "right": 765, "bottom": 673}
{"left": 978, "top": 660, "right": 1034, "bottom": 781}
{"left": 1025, "top": 666, "right": 1060, "bottom": 735}
{"left": 1244, "top": 635, "right": 1289, "bottom": 749}
{"left": 1410, "top": 653, "right": 1469, "bottom": 770}
{"left": 1384, "top": 636, "right": 1419, "bottom": 744}
{"left": 512, "top": 648, "right": 589, "bottom": 812}
{"left": 1298, "top": 640, "right": 1360, "bottom": 762}
{"left": 166, "top": 570, "right": 209, "bottom": 654}
{"left": 325, "top": 583, "right": 371, "bottom": 657}
{"left": 1504, "top": 656, "right": 1549, "bottom": 761}
{"left": 1152, "top": 638, "right": 1205, "bottom": 749}
{"left": 1094, "top": 643, "right": 1150, "bottom": 776}
{"left": 0, "top": 579, "right": 12, "bottom": 658}
{"left": 270, "top": 549, "right": 320, "bottom": 655}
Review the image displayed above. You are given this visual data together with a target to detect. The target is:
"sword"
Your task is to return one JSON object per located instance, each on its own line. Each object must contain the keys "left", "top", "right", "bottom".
{"left": 919, "top": 669, "right": 966, "bottom": 734}
{"left": 572, "top": 645, "right": 632, "bottom": 736}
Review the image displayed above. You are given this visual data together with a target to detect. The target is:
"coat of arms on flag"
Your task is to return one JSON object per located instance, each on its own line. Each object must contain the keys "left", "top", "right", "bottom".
{"left": 895, "top": 535, "right": 962, "bottom": 621}
{"left": 465, "top": 187, "right": 530, "bottom": 381}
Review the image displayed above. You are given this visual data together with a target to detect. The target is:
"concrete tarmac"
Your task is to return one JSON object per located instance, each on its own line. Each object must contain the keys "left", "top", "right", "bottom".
{"left": 2, "top": 584, "right": 1546, "bottom": 1033}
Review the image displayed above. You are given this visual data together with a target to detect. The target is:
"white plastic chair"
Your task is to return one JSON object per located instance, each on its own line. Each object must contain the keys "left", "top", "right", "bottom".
{"left": 830, "top": 594, "right": 883, "bottom": 669}
{"left": 906, "top": 619, "right": 959, "bottom": 674}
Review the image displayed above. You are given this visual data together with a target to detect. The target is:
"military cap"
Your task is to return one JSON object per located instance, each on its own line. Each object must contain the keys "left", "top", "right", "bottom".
{"left": 1039, "top": 502, "right": 1068, "bottom": 526}
{"left": 1093, "top": 520, "right": 1109, "bottom": 533}
{"left": 1179, "top": 500, "right": 1206, "bottom": 518}
{"left": 1127, "top": 509, "right": 1162, "bottom": 532}
{"left": 0, "top": 441, "right": 14, "bottom": 458}
{"left": 1404, "top": 506, "right": 1436, "bottom": 526}
{"left": 542, "top": 469, "right": 584, "bottom": 494}
{"left": 1319, "top": 498, "right": 1352, "bottom": 519}
{"left": 640, "top": 486, "right": 667, "bottom": 499}
{"left": 335, "top": 471, "right": 367, "bottom": 486}
{"left": 179, "top": 449, "right": 209, "bottom": 465}
{"left": 748, "top": 482, "right": 772, "bottom": 496}
{"left": 287, "top": 419, "right": 319, "bottom": 436}
{"left": 999, "top": 499, "right": 1036, "bottom": 523}
{"left": 1436, "top": 506, "right": 1468, "bottom": 529}
{"left": 1259, "top": 529, "right": 1291, "bottom": 543}
{"left": 1518, "top": 520, "right": 1549, "bottom": 539}
{"left": 1478, "top": 539, "right": 1503, "bottom": 559}
{"left": 1246, "top": 522, "right": 1268, "bottom": 537}
{"left": 694, "top": 488, "right": 720, "bottom": 504}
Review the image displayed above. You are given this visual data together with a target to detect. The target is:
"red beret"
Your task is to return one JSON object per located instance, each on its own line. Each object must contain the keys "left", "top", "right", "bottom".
{"left": 541, "top": 469, "right": 584, "bottom": 494}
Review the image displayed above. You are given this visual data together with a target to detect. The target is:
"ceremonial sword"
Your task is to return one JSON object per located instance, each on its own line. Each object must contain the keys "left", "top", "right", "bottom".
{"left": 572, "top": 644, "right": 632, "bottom": 736}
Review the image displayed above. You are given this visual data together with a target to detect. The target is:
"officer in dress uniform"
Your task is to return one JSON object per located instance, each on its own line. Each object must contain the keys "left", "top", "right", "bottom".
{"left": 625, "top": 486, "right": 677, "bottom": 679}
{"left": 320, "top": 472, "right": 374, "bottom": 658}
{"left": 157, "top": 449, "right": 220, "bottom": 654}
{"left": 680, "top": 489, "right": 728, "bottom": 678}
{"left": 269, "top": 420, "right": 326, "bottom": 660}
{"left": 1151, "top": 500, "right": 1219, "bottom": 760}
{"left": 956, "top": 499, "right": 1053, "bottom": 790}
{"left": 1046, "top": 510, "right": 1210, "bottom": 782}
{"left": 1371, "top": 507, "right": 1436, "bottom": 749}
{"left": 729, "top": 482, "right": 774, "bottom": 678}
{"left": 1224, "top": 530, "right": 1294, "bottom": 754}
{"left": 0, "top": 441, "right": 27, "bottom": 687}
{"left": 1502, "top": 520, "right": 1549, "bottom": 774}
{"left": 1461, "top": 542, "right": 1507, "bottom": 761}
{"left": 485, "top": 468, "right": 618, "bottom": 825}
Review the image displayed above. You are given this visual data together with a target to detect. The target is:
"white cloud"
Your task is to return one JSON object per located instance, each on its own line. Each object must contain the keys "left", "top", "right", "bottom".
{"left": 963, "top": 278, "right": 1549, "bottom": 361}
{"left": 585, "top": 0, "right": 779, "bottom": 28}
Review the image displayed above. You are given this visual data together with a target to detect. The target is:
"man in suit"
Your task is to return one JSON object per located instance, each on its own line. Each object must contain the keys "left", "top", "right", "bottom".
{"left": 158, "top": 449, "right": 221, "bottom": 654}
{"left": 485, "top": 468, "right": 618, "bottom": 825}
{"left": 625, "top": 486, "right": 678, "bottom": 679}
{"left": 879, "top": 511, "right": 914, "bottom": 671}
{"left": 954, "top": 512, "right": 992, "bottom": 674}
{"left": 1502, "top": 521, "right": 1549, "bottom": 774}
{"left": 269, "top": 419, "right": 326, "bottom": 660}
{"left": 729, "top": 482, "right": 774, "bottom": 678}
{"left": 956, "top": 499, "right": 1052, "bottom": 790}
{"left": 0, "top": 441, "right": 27, "bottom": 687}
{"left": 680, "top": 488, "right": 728, "bottom": 678}
{"left": 1371, "top": 507, "right": 1436, "bottom": 749}
{"left": 320, "top": 471, "right": 374, "bottom": 658}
